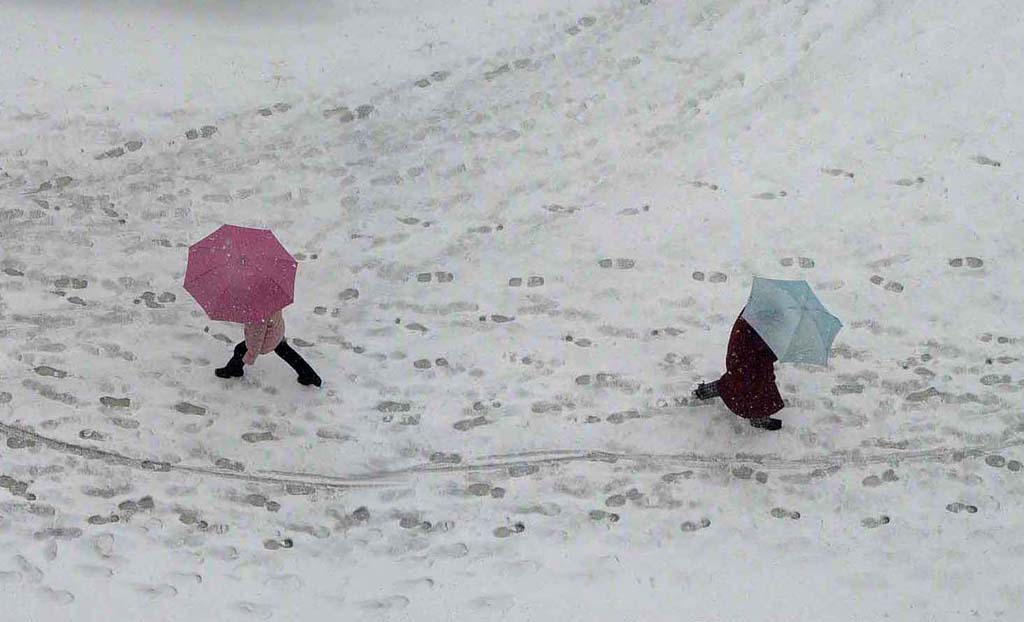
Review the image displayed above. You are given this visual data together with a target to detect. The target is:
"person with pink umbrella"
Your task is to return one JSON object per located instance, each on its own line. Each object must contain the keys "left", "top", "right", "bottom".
{"left": 184, "top": 225, "right": 322, "bottom": 387}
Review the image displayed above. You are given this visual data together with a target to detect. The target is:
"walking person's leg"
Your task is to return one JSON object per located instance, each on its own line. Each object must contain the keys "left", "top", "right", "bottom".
{"left": 749, "top": 417, "right": 783, "bottom": 431}
{"left": 215, "top": 342, "right": 248, "bottom": 378}
{"left": 693, "top": 380, "right": 720, "bottom": 400}
{"left": 274, "top": 340, "right": 322, "bottom": 386}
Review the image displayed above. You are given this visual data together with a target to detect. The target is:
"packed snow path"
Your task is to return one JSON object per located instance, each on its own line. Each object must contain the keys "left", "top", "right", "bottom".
{"left": 2, "top": 0, "right": 1023, "bottom": 619}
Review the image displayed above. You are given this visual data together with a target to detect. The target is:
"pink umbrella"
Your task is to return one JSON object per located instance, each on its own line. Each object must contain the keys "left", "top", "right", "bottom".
{"left": 184, "top": 224, "right": 298, "bottom": 324}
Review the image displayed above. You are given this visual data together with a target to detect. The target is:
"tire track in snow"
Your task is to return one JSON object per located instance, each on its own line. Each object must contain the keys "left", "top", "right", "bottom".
{"left": 3, "top": 420, "right": 1021, "bottom": 491}
{"left": 266, "top": 437, "right": 1024, "bottom": 482}
{"left": 0, "top": 421, "right": 391, "bottom": 491}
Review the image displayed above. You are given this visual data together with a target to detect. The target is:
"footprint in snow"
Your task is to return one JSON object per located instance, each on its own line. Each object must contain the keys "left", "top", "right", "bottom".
{"left": 358, "top": 595, "right": 410, "bottom": 611}
{"left": 34, "top": 366, "right": 68, "bottom": 378}
{"left": 692, "top": 271, "right": 727, "bottom": 283}
{"left": 894, "top": 176, "right": 925, "bottom": 187}
{"left": 323, "top": 106, "right": 355, "bottom": 122}
{"left": 949, "top": 257, "right": 984, "bottom": 269}
{"left": 542, "top": 203, "right": 580, "bottom": 214}
{"left": 263, "top": 538, "right": 294, "bottom": 551}
{"left": 833, "top": 383, "right": 865, "bottom": 395}
{"left": 821, "top": 167, "right": 855, "bottom": 178}
{"left": 493, "top": 522, "right": 526, "bottom": 538}
{"left": 984, "top": 455, "right": 1007, "bottom": 467}
{"left": 241, "top": 431, "right": 275, "bottom": 443}
{"left": 564, "top": 334, "right": 594, "bottom": 347}
{"left": 945, "top": 502, "right": 978, "bottom": 514}
{"left": 980, "top": 374, "right": 1011, "bottom": 386}
{"left": 869, "top": 275, "right": 904, "bottom": 293}
{"left": 211, "top": 457, "right": 244, "bottom": 472}
{"left": 415, "top": 271, "right": 454, "bottom": 283}
{"left": 135, "top": 583, "right": 178, "bottom": 600}
{"left": 862, "top": 469, "right": 898, "bottom": 487}
{"left": 680, "top": 518, "right": 711, "bottom": 532}
{"left": 414, "top": 70, "right": 451, "bottom": 87}
{"left": 429, "top": 451, "right": 461, "bottom": 464}
{"left": 508, "top": 276, "right": 545, "bottom": 287}
{"left": 96, "top": 141, "right": 143, "bottom": 160}
{"left": 174, "top": 402, "right": 206, "bottom": 416}
{"left": 770, "top": 507, "right": 801, "bottom": 520}
{"left": 466, "top": 483, "right": 494, "bottom": 497}
{"left": 780, "top": 257, "right": 815, "bottom": 268}
{"left": 978, "top": 333, "right": 1017, "bottom": 344}
{"left": 971, "top": 155, "right": 1001, "bottom": 167}
{"left": 453, "top": 416, "right": 488, "bottom": 431}
{"left": 257, "top": 102, "right": 292, "bottom": 116}
{"left": 184, "top": 126, "right": 218, "bottom": 140}
{"left": 860, "top": 515, "right": 891, "bottom": 529}
{"left": 598, "top": 258, "right": 635, "bottom": 269}
{"left": 604, "top": 494, "right": 626, "bottom": 508}
{"left": 234, "top": 601, "right": 274, "bottom": 619}
{"left": 588, "top": 510, "right": 620, "bottom": 522}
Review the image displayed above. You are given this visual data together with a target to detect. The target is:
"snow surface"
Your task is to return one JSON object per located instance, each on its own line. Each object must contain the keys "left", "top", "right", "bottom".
{"left": 2, "top": 0, "right": 1023, "bottom": 619}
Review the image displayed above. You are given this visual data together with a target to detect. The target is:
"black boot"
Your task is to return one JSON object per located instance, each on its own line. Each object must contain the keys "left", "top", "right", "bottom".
{"left": 274, "top": 340, "right": 322, "bottom": 387}
{"left": 215, "top": 342, "right": 247, "bottom": 379}
{"left": 749, "top": 417, "right": 782, "bottom": 431}
{"left": 693, "top": 381, "right": 720, "bottom": 400}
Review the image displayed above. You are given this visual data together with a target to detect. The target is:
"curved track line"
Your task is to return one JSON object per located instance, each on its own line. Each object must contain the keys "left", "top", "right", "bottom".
{"left": 263, "top": 437, "right": 1024, "bottom": 483}
{"left": 0, "top": 422, "right": 391, "bottom": 492}
{"left": 3, "top": 421, "right": 1021, "bottom": 491}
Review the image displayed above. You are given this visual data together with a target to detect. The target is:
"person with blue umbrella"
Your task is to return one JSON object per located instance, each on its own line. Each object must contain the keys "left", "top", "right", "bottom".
{"left": 693, "top": 278, "right": 842, "bottom": 431}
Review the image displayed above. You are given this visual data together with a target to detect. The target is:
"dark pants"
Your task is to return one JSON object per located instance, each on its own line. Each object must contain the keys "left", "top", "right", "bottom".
{"left": 223, "top": 339, "right": 318, "bottom": 379}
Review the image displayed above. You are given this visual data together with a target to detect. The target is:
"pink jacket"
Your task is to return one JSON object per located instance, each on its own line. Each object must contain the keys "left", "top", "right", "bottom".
{"left": 243, "top": 310, "right": 285, "bottom": 365}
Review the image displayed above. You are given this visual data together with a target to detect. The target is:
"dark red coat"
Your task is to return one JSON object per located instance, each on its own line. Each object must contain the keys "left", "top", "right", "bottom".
{"left": 717, "top": 314, "right": 785, "bottom": 419}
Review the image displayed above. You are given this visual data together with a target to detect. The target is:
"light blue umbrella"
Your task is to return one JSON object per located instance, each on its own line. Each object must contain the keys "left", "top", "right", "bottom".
{"left": 740, "top": 277, "right": 842, "bottom": 366}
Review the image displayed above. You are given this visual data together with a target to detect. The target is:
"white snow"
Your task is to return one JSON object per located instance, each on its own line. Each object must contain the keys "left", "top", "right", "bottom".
{"left": 2, "top": 0, "right": 1023, "bottom": 619}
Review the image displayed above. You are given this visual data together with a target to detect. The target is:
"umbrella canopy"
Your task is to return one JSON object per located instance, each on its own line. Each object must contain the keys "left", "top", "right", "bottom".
{"left": 740, "top": 277, "right": 842, "bottom": 366}
{"left": 184, "top": 224, "right": 297, "bottom": 324}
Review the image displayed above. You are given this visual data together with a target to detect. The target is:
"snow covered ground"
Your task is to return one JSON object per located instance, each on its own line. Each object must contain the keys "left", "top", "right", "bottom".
{"left": 2, "top": 0, "right": 1024, "bottom": 619}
